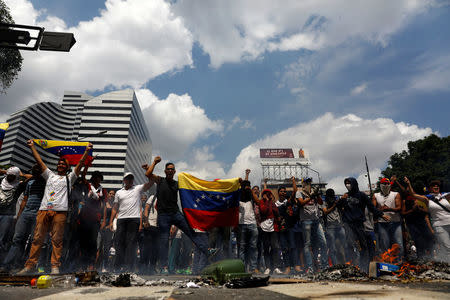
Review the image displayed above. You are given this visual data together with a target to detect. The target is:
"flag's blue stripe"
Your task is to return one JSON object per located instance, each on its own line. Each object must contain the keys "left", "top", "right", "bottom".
{"left": 180, "top": 188, "right": 241, "bottom": 211}
{"left": 0, "top": 129, "right": 5, "bottom": 140}
{"left": 46, "top": 145, "right": 91, "bottom": 156}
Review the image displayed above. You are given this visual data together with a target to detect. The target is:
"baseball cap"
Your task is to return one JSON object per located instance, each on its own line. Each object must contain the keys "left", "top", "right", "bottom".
{"left": 123, "top": 172, "right": 134, "bottom": 179}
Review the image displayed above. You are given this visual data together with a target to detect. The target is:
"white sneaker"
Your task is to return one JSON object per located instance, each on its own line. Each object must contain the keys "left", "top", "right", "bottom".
{"left": 264, "top": 268, "right": 271, "bottom": 275}
{"left": 51, "top": 267, "right": 60, "bottom": 275}
{"left": 273, "top": 268, "right": 283, "bottom": 274}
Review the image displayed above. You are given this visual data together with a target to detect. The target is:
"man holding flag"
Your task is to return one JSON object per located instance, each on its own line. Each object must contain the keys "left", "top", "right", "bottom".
{"left": 18, "top": 140, "right": 93, "bottom": 275}
{"left": 145, "top": 156, "right": 223, "bottom": 274}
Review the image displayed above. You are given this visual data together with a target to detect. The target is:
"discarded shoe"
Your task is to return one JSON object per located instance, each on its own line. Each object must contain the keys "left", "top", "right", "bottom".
{"left": 16, "top": 267, "right": 34, "bottom": 275}
{"left": 273, "top": 268, "right": 283, "bottom": 274}
{"left": 264, "top": 268, "right": 271, "bottom": 275}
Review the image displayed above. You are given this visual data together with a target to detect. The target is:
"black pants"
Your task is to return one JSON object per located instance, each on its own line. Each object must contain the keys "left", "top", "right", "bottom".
{"left": 261, "top": 231, "right": 280, "bottom": 270}
{"left": 140, "top": 226, "right": 159, "bottom": 274}
{"left": 100, "top": 228, "right": 114, "bottom": 270}
{"left": 78, "top": 219, "right": 100, "bottom": 269}
{"left": 114, "top": 218, "right": 140, "bottom": 271}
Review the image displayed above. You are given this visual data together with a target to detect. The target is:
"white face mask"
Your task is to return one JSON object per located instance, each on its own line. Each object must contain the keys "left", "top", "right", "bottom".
{"left": 345, "top": 184, "right": 352, "bottom": 191}
{"left": 380, "top": 184, "right": 391, "bottom": 195}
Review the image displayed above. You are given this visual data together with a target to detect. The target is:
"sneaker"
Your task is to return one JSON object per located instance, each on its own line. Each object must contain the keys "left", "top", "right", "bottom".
{"left": 273, "top": 268, "right": 283, "bottom": 274}
{"left": 264, "top": 268, "right": 271, "bottom": 275}
{"left": 51, "top": 267, "right": 60, "bottom": 275}
{"left": 160, "top": 267, "right": 169, "bottom": 275}
{"left": 252, "top": 269, "right": 260, "bottom": 274}
{"left": 283, "top": 267, "right": 291, "bottom": 275}
{"left": 16, "top": 267, "right": 34, "bottom": 275}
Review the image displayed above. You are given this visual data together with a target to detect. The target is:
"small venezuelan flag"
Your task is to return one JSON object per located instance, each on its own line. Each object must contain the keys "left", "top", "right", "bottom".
{"left": 178, "top": 172, "right": 241, "bottom": 231}
{"left": 33, "top": 139, "right": 93, "bottom": 166}
{"left": 0, "top": 123, "right": 9, "bottom": 151}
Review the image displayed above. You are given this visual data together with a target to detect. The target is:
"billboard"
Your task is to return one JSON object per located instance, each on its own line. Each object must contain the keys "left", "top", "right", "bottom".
{"left": 260, "top": 148, "right": 294, "bottom": 158}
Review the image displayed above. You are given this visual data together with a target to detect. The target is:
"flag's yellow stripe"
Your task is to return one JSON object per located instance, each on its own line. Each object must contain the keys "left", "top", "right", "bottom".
{"left": 178, "top": 172, "right": 240, "bottom": 193}
{"left": 0, "top": 123, "right": 9, "bottom": 131}
{"left": 33, "top": 139, "right": 89, "bottom": 149}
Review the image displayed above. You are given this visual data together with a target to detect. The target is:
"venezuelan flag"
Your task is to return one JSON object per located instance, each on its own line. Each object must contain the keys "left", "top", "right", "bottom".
{"left": 0, "top": 123, "right": 9, "bottom": 151}
{"left": 33, "top": 139, "right": 93, "bottom": 166}
{"left": 178, "top": 172, "right": 241, "bottom": 231}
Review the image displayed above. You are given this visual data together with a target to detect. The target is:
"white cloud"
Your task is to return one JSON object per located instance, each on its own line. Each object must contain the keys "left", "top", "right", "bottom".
{"left": 173, "top": 0, "right": 433, "bottom": 67}
{"left": 135, "top": 89, "right": 223, "bottom": 159}
{"left": 175, "top": 146, "right": 227, "bottom": 180}
{"left": 226, "top": 113, "right": 434, "bottom": 193}
{"left": 2, "top": 0, "right": 193, "bottom": 112}
{"left": 350, "top": 82, "right": 368, "bottom": 96}
{"left": 410, "top": 54, "right": 450, "bottom": 92}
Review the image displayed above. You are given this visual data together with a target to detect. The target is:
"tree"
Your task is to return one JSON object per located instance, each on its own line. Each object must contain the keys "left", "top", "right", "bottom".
{"left": 0, "top": 0, "right": 23, "bottom": 93}
{"left": 382, "top": 134, "right": 450, "bottom": 194}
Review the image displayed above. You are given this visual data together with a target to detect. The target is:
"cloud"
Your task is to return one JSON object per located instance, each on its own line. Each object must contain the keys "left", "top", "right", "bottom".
{"left": 175, "top": 146, "right": 227, "bottom": 180}
{"left": 2, "top": 0, "right": 193, "bottom": 112}
{"left": 226, "top": 112, "right": 434, "bottom": 193}
{"left": 410, "top": 54, "right": 450, "bottom": 92}
{"left": 135, "top": 89, "right": 223, "bottom": 159}
{"left": 173, "top": 0, "right": 433, "bottom": 67}
{"left": 350, "top": 82, "right": 368, "bottom": 95}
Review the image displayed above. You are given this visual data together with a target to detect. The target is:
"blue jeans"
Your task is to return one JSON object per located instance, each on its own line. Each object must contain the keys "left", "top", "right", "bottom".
{"left": 192, "top": 232, "right": 209, "bottom": 274}
{"left": 0, "top": 215, "right": 15, "bottom": 257}
{"left": 301, "top": 219, "right": 327, "bottom": 270}
{"left": 2, "top": 212, "right": 36, "bottom": 269}
{"left": 238, "top": 224, "right": 258, "bottom": 271}
{"left": 158, "top": 212, "right": 209, "bottom": 268}
{"left": 279, "top": 228, "right": 299, "bottom": 268}
{"left": 376, "top": 222, "right": 403, "bottom": 260}
{"left": 325, "top": 226, "right": 346, "bottom": 265}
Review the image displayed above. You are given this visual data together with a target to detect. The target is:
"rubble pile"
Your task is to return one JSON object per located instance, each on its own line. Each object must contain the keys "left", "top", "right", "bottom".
{"left": 310, "top": 264, "right": 368, "bottom": 281}
{"left": 99, "top": 273, "right": 210, "bottom": 288}
{"left": 397, "top": 260, "right": 450, "bottom": 280}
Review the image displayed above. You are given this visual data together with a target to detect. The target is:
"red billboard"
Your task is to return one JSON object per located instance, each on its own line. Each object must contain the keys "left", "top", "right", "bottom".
{"left": 260, "top": 148, "right": 294, "bottom": 158}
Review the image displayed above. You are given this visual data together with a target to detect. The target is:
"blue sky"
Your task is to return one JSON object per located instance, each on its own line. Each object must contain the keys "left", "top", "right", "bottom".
{"left": 2, "top": 0, "right": 449, "bottom": 192}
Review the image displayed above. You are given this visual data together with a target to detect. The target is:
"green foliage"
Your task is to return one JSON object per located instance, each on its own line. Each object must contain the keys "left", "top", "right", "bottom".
{"left": 0, "top": 0, "right": 23, "bottom": 93}
{"left": 382, "top": 134, "right": 450, "bottom": 194}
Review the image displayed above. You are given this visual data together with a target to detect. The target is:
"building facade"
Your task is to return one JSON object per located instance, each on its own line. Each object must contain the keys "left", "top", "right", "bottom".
{"left": 0, "top": 89, "right": 152, "bottom": 190}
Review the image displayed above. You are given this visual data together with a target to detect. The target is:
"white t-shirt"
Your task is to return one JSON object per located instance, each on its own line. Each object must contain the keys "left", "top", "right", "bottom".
{"left": 239, "top": 201, "right": 256, "bottom": 225}
{"left": 428, "top": 194, "right": 450, "bottom": 227}
{"left": 39, "top": 168, "right": 77, "bottom": 211}
{"left": 145, "top": 195, "right": 158, "bottom": 227}
{"left": 114, "top": 184, "right": 145, "bottom": 219}
{"left": 375, "top": 191, "right": 401, "bottom": 223}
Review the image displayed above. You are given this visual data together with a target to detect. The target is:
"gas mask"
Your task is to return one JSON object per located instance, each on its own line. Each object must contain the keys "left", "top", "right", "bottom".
{"left": 345, "top": 184, "right": 352, "bottom": 191}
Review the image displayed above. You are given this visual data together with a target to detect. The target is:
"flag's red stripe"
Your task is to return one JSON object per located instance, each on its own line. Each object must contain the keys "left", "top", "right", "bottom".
{"left": 61, "top": 154, "right": 93, "bottom": 166}
{"left": 183, "top": 207, "right": 239, "bottom": 231}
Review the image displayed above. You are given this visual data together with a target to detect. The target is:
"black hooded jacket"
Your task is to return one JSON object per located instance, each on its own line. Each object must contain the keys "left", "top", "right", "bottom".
{"left": 338, "top": 177, "right": 383, "bottom": 223}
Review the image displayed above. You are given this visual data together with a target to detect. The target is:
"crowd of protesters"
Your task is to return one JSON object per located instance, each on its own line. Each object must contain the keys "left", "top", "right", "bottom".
{"left": 0, "top": 140, "right": 449, "bottom": 276}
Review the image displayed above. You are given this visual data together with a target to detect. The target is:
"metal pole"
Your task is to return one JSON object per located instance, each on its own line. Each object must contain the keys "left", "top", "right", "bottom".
{"left": 365, "top": 155, "right": 373, "bottom": 197}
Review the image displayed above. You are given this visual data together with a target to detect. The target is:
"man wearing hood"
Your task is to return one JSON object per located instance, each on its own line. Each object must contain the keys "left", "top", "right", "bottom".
{"left": 0, "top": 166, "right": 29, "bottom": 260}
{"left": 373, "top": 178, "right": 403, "bottom": 261}
{"left": 338, "top": 177, "right": 388, "bottom": 273}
